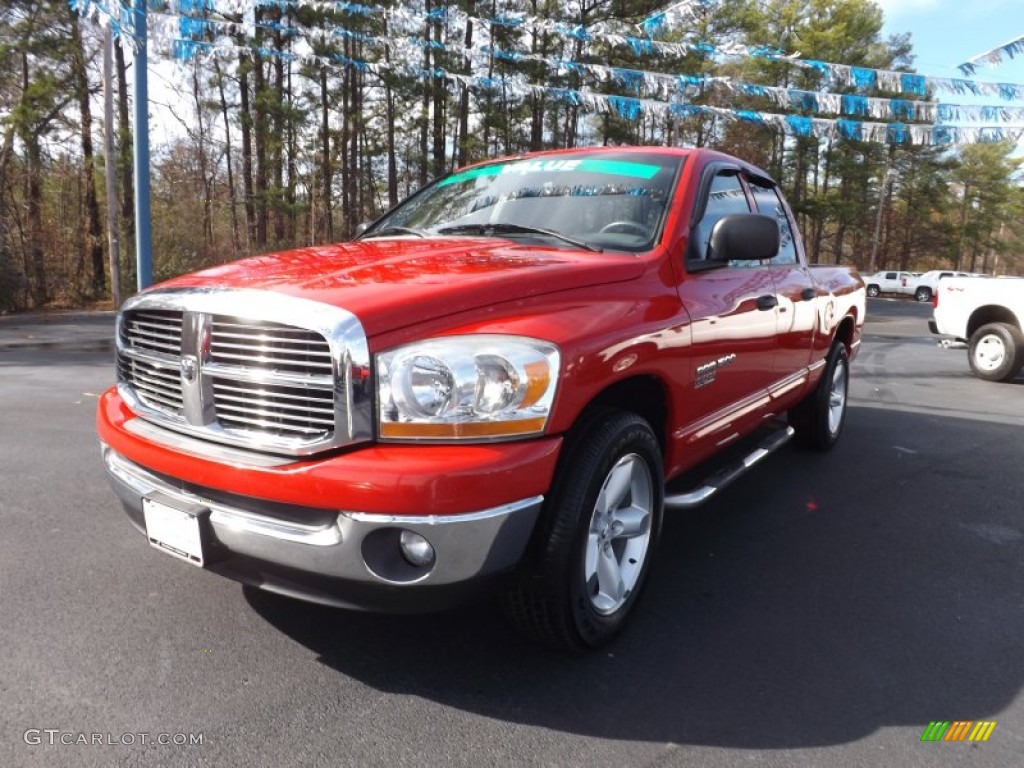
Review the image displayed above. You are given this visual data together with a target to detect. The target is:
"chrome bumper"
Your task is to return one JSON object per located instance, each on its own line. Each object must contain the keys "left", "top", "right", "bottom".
{"left": 102, "top": 445, "right": 542, "bottom": 606}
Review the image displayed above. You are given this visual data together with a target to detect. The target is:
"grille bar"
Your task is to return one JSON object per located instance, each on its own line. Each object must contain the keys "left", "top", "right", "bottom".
{"left": 208, "top": 349, "right": 334, "bottom": 372}
{"left": 215, "top": 411, "right": 328, "bottom": 436}
{"left": 215, "top": 401, "right": 335, "bottom": 427}
{"left": 213, "top": 390, "right": 334, "bottom": 417}
{"left": 211, "top": 380, "right": 333, "bottom": 406}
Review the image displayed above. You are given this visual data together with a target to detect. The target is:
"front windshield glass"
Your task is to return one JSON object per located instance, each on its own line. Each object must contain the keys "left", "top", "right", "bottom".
{"left": 364, "top": 152, "right": 684, "bottom": 252}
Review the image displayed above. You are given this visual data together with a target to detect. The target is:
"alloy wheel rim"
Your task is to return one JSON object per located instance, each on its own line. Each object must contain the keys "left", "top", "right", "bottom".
{"left": 583, "top": 454, "right": 654, "bottom": 616}
{"left": 828, "top": 359, "right": 847, "bottom": 436}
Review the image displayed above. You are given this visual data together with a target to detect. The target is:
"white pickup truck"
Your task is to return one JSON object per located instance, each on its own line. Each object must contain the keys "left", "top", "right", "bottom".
{"left": 930, "top": 276, "right": 1024, "bottom": 381}
{"left": 908, "top": 269, "right": 972, "bottom": 303}
{"left": 862, "top": 270, "right": 917, "bottom": 298}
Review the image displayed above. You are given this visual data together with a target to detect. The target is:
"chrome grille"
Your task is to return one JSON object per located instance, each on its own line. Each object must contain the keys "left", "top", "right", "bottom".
{"left": 120, "top": 309, "right": 183, "bottom": 357}
{"left": 114, "top": 290, "right": 372, "bottom": 457}
{"left": 212, "top": 378, "right": 335, "bottom": 438}
{"left": 117, "top": 355, "right": 183, "bottom": 413}
{"left": 118, "top": 309, "right": 185, "bottom": 416}
{"left": 210, "top": 318, "right": 333, "bottom": 375}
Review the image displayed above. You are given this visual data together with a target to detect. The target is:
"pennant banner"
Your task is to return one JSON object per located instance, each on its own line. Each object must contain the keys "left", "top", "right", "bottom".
{"left": 72, "top": 0, "right": 1024, "bottom": 146}
{"left": 957, "top": 34, "right": 1024, "bottom": 76}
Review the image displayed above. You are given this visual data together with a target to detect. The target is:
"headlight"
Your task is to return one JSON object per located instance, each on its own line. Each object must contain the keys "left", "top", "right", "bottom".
{"left": 377, "top": 335, "right": 560, "bottom": 440}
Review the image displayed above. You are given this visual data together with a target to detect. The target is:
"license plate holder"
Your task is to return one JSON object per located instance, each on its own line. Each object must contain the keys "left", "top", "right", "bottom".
{"left": 143, "top": 492, "right": 210, "bottom": 567}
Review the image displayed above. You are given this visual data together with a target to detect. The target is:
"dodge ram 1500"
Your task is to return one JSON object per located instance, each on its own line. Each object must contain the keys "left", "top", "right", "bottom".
{"left": 98, "top": 146, "right": 865, "bottom": 650}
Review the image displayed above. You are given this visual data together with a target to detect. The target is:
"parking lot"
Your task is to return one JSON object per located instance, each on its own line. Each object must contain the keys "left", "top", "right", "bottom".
{"left": 1, "top": 298, "right": 1021, "bottom": 767}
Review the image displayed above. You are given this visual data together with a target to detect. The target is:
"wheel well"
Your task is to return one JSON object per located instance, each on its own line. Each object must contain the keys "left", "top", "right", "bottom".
{"left": 580, "top": 376, "right": 669, "bottom": 456}
{"left": 967, "top": 306, "right": 1021, "bottom": 339}
{"left": 834, "top": 314, "right": 856, "bottom": 352}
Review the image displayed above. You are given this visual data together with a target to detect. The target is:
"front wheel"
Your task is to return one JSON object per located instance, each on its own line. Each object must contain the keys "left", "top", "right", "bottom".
{"left": 790, "top": 342, "right": 849, "bottom": 451}
{"left": 968, "top": 323, "right": 1024, "bottom": 382}
{"left": 866, "top": 284, "right": 880, "bottom": 298}
{"left": 503, "top": 410, "right": 664, "bottom": 651}
{"left": 915, "top": 287, "right": 932, "bottom": 302}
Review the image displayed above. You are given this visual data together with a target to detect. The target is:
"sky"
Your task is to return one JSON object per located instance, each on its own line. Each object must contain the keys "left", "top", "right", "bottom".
{"left": 877, "top": 0, "right": 1024, "bottom": 91}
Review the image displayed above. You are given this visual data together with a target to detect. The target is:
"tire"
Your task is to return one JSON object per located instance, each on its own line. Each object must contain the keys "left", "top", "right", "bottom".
{"left": 915, "top": 287, "right": 932, "bottom": 302}
{"left": 503, "top": 410, "right": 664, "bottom": 651}
{"left": 967, "top": 323, "right": 1024, "bottom": 382}
{"left": 790, "top": 342, "right": 849, "bottom": 451}
{"left": 866, "top": 284, "right": 880, "bottom": 298}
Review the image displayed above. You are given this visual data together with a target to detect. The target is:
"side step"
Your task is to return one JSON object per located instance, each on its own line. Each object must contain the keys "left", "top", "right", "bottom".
{"left": 663, "top": 425, "right": 795, "bottom": 510}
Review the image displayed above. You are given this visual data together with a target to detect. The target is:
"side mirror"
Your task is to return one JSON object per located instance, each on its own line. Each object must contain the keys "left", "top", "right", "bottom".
{"left": 706, "top": 214, "right": 780, "bottom": 263}
{"left": 354, "top": 221, "right": 372, "bottom": 238}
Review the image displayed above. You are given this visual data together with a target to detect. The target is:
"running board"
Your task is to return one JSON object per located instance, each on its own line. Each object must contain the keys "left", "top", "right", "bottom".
{"left": 663, "top": 425, "right": 795, "bottom": 509}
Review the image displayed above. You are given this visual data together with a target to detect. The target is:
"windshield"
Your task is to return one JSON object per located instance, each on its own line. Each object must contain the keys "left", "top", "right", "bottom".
{"left": 363, "top": 152, "right": 684, "bottom": 253}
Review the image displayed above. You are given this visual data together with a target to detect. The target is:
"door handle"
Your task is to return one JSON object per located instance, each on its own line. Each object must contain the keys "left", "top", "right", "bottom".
{"left": 757, "top": 294, "right": 778, "bottom": 311}
{"left": 801, "top": 288, "right": 816, "bottom": 301}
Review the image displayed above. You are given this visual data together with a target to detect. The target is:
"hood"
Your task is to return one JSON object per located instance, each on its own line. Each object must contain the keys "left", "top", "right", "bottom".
{"left": 155, "top": 237, "right": 647, "bottom": 336}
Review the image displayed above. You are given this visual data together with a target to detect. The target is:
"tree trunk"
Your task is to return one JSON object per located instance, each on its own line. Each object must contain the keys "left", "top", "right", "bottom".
{"left": 419, "top": 2, "right": 431, "bottom": 186}
{"left": 114, "top": 38, "right": 133, "bottom": 244}
{"left": 320, "top": 67, "right": 333, "bottom": 240}
{"left": 238, "top": 55, "right": 256, "bottom": 249}
{"left": 431, "top": 19, "right": 446, "bottom": 178}
{"left": 213, "top": 59, "right": 240, "bottom": 254}
{"left": 191, "top": 62, "right": 213, "bottom": 249}
{"left": 252, "top": 21, "right": 268, "bottom": 248}
{"left": 286, "top": 55, "right": 296, "bottom": 243}
{"left": 456, "top": 14, "right": 473, "bottom": 168}
{"left": 272, "top": 25, "right": 285, "bottom": 244}
{"left": 20, "top": 52, "right": 46, "bottom": 306}
{"left": 71, "top": 12, "right": 106, "bottom": 297}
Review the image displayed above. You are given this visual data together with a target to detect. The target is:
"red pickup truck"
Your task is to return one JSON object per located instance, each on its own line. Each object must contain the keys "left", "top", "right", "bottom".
{"left": 98, "top": 146, "right": 864, "bottom": 650}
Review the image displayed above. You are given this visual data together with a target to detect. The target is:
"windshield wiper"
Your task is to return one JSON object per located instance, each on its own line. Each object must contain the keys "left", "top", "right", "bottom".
{"left": 358, "top": 225, "right": 429, "bottom": 239}
{"left": 437, "top": 223, "right": 603, "bottom": 252}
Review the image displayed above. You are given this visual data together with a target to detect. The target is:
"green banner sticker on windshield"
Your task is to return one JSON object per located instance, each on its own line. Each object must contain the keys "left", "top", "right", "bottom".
{"left": 438, "top": 158, "right": 662, "bottom": 187}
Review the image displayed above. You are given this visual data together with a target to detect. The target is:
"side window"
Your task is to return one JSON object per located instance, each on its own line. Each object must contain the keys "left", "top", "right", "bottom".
{"left": 749, "top": 179, "right": 797, "bottom": 265}
{"left": 693, "top": 171, "right": 751, "bottom": 260}
{"left": 885, "top": 272, "right": 897, "bottom": 280}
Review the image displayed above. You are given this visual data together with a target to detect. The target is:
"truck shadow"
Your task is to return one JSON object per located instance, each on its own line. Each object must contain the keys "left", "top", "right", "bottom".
{"left": 244, "top": 404, "right": 1023, "bottom": 748}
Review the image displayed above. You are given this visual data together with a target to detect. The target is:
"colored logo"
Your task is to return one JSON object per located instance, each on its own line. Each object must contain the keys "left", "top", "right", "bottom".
{"left": 920, "top": 721, "right": 997, "bottom": 742}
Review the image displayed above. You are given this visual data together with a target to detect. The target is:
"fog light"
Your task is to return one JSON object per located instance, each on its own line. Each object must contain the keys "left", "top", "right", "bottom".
{"left": 399, "top": 530, "right": 435, "bottom": 568}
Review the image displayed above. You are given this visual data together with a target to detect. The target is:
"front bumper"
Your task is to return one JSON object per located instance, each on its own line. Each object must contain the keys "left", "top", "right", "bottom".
{"left": 103, "top": 445, "right": 544, "bottom": 611}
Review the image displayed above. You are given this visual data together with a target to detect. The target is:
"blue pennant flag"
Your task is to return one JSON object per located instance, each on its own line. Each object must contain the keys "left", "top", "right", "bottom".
{"left": 889, "top": 99, "right": 914, "bottom": 120}
{"left": 887, "top": 123, "right": 909, "bottom": 144}
{"left": 609, "top": 96, "right": 642, "bottom": 121}
{"left": 901, "top": 74, "right": 927, "bottom": 96}
{"left": 837, "top": 119, "right": 863, "bottom": 141}
{"left": 786, "top": 115, "right": 813, "bottom": 136}
{"left": 851, "top": 68, "right": 876, "bottom": 89}
{"left": 841, "top": 94, "right": 868, "bottom": 116}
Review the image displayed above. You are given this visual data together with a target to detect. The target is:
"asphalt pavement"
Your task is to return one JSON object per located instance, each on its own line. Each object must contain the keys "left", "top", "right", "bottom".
{"left": 1, "top": 298, "right": 1021, "bottom": 767}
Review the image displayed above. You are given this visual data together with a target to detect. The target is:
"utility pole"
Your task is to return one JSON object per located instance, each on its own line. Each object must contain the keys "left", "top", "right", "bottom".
{"left": 103, "top": 27, "right": 122, "bottom": 308}
{"left": 133, "top": 0, "right": 153, "bottom": 290}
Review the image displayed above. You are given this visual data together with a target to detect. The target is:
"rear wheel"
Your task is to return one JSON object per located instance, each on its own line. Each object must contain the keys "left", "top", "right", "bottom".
{"left": 503, "top": 410, "right": 663, "bottom": 651}
{"left": 790, "top": 342, "right": 849, "bottom": 451}
{"left": 967, "top": 323, "right": 1024, "bottom": 382}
